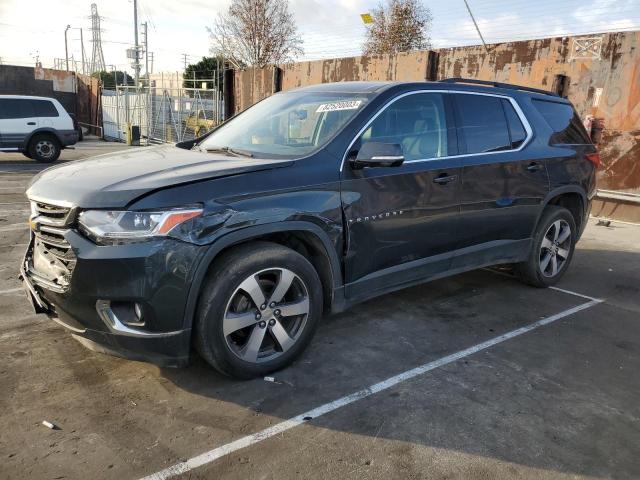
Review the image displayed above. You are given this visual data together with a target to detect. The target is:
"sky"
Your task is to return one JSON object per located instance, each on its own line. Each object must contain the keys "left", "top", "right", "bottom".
{"left": 0, "top": 0, "right": 638, "bottom": 74}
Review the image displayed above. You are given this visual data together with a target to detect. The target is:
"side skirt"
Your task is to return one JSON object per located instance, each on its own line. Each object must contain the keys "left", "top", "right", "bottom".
{"left": 336, "top": 238, "right": 531, "bottom": 312}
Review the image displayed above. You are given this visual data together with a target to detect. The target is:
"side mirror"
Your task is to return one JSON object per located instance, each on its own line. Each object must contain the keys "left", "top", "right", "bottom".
{"left": 351, "top": 142, "right": 404, "bottom": 169}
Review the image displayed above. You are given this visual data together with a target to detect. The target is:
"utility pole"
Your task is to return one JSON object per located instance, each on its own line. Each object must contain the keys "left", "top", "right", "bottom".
{"left": 79, "top": 28, "right": 86, "bottom": 75}
{"left": 182, "top": 53, "right": 188, "bottom": 70}
{"left": 142, "top": 22, "right": 149, "bottom": 85}
{"left": 133, "top": 0, "right": 140, "bottom": 86}
{"left": 463, "top": 0, "right": 489, "bottom": 54}
{"left": 64, "top": 24, "right": 71, "bottom": 71}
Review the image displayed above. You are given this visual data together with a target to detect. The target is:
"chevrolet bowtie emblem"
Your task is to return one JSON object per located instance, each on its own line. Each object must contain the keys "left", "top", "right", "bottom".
{"left": 29, "top": 219, "right": 38, "bottom": 232}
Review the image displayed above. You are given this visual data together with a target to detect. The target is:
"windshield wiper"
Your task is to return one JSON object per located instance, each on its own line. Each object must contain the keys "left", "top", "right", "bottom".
{"left": 204, "top": 146, "right": 254, "bottom": 158}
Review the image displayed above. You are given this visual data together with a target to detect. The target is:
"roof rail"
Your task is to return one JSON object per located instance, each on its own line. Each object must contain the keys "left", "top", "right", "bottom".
{"left": 438, "top": 77, "right": 559, "bottom": 97}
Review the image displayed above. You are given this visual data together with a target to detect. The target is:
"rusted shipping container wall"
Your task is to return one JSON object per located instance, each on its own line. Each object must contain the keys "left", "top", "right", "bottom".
{"left": 233, "top": 66, "right": 276, "bottom": 115}
{"left": 437, "top": 32, "right": 640, "bottom": 193}
{"left": 280, "top": 51, "right": 432, "bottom": 90}
{"left": 232, "top": 31, "right": 639, "bottom": 193}
{"left": 76, "top": 74, "right": 101, "bottom": 132}
{"left": 233, "top": 51, "right": 433, "bottom": 112}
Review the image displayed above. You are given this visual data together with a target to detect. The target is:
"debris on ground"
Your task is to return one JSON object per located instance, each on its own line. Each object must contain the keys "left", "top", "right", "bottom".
{"left": 41, "top": 420, "right": 56, "bottom": 430}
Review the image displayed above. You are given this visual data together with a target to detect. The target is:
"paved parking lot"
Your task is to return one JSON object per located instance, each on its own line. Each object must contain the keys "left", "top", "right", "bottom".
{"left": 1, "top": 144, "right": 639, "bottom": 479}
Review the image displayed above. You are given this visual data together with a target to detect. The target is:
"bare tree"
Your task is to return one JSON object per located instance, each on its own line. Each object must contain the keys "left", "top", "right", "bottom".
{"left": 207, "top": 0, "right": 303, "bottom": 68}
{"left": 363, "top": 0, "right": 432, "bottom": 55}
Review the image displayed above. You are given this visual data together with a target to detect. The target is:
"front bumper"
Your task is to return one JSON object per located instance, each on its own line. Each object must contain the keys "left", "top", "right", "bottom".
{"left": 21, "top": 229, "right": 204, "bottom": 367}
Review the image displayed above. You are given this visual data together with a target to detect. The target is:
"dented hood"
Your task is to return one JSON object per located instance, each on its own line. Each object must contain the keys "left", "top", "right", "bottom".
{"left": 26, "top": 144, "right": 293, "bottom": 208}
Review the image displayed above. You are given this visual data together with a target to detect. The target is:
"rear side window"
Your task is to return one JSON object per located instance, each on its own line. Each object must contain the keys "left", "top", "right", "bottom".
{"left": 31, "top": 100, "right": 59, "bottom": 117}
{"left": 532, "top": 99, "right": 591, "bottom": 145}
{"left": 501, "top": 99, "right": 527, "bottom": 148}
{"left": 0, "top": 98, "right": 35, "bottom": 119}
{"left": 454, "top": 94, "right": 511, "bottom": 154}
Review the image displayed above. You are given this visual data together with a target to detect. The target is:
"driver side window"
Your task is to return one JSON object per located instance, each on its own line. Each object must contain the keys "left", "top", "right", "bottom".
{"left": 359, "top": 93, "right": 449, "bottom": 161}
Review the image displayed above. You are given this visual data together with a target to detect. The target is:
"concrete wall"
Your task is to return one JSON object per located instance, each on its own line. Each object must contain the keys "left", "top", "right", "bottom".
{"left": 0, "top": 65, "right": 100, "bottom": 127}
{"left": 232, "top": 31, "right": 640, "bottom": 193}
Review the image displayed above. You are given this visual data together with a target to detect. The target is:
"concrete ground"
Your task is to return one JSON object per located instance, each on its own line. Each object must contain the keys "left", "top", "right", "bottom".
{"left": 1, "top": 144, "right": 639, "bottom": 479}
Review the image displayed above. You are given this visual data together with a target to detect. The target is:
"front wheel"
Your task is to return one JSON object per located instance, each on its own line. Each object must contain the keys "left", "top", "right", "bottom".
{"left": 195, "top": 242, "right": 323, "bottom": 379}
{"left": 515, "top": 206, "right": 576, "bottom": 287}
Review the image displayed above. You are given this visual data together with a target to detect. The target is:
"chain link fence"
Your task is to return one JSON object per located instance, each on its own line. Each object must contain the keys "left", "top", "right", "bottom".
{"left": 101, "top": 82, "right": 224, "bottom": 144}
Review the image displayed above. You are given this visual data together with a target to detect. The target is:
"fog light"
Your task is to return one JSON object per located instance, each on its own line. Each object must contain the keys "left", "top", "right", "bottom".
{"left": 106, "top": 301, "right": 145, "bottom": 328}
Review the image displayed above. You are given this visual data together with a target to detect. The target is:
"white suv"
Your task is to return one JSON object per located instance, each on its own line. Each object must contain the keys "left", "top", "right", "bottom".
{"left": 0, "top": 95, "right": 79, "bottom": 163}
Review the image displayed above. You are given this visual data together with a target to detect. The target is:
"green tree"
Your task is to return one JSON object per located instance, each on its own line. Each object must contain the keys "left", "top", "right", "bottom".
{"left": 92, "top": 70, "right": 134, "bottom": 90}
{"left": 183, "top": 56, "right": 227, "bottom": 91}
{"left": 363, "top": 0, "right": 432, "bottom": 55}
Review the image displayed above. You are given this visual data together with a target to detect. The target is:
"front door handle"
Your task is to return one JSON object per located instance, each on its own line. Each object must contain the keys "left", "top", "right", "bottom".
{"left": 527, "top": 162, "right": 543, "bottom": 172}
{"left": 433, "top": 174, "right": 458, "bottom": 185}
{"left": 27, "top": 122, "right": 36, "bottom": 126}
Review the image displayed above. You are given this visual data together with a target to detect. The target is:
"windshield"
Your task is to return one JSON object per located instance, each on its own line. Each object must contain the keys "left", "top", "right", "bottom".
{"left": 200, "top": 91, "right": 371, "bottom": 158}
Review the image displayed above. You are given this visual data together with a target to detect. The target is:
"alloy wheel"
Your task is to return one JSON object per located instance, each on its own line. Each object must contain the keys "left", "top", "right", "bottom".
{"left": 223, "top": 268, "right": 310, "bottom": 363}
{"left": 539, "top": 219, "right": 571, "bottom": 277}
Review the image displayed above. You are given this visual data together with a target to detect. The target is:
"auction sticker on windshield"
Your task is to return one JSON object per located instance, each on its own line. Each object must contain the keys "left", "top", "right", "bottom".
{"left": 316, "top": 100, "right": 362, "bottom": 113}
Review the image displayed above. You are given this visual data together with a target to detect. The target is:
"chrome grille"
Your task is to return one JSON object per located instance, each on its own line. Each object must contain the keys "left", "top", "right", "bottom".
{"left": 32, "top": 201, "right": 74, "bottom": 227}
{"left": 27, "top": 201, "right": 77, "bottom": 292}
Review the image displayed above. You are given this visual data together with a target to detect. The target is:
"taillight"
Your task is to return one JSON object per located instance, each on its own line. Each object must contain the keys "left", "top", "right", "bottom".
{"left": 585, "top": 152, "right": 601, "bottom": 168}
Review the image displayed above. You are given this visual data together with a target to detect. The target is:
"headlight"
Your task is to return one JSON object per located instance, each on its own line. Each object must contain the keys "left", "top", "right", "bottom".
{"left": 78, "top": 207, "right": 203, "bottom": 244}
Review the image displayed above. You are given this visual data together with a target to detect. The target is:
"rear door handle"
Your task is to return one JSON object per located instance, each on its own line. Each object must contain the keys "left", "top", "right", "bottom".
{"left": 27, "top": 122, "right": 36, "bottom": 125}
{"left": 527, "top": 162, "right": 543, "bottom": 172}
{"left": 433, "top": 174, "right": 458, "bottom": 185}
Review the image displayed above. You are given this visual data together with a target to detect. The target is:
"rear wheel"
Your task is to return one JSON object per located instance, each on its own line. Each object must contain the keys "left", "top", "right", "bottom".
{"left": 515, "top": 206, "right": 576, "bottom": 287}
{"left": 195, "top": 242, "right": 322, "bottom": 379}
{"left": 28, "top": 134, "right": 60, "bottom": 163}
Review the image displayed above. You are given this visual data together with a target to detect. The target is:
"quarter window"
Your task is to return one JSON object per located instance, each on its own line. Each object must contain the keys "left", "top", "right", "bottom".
{"left": 357, "top": 93, "right": 449, "bottom": 161}
{"left": 32, "top": 100, "right": 59, "bottom": 117}
{"left": 454, "top": 94, "right": 512, "bottom": 154}
{"left": 532, "top": 99, "right": 591, "bottom": 145}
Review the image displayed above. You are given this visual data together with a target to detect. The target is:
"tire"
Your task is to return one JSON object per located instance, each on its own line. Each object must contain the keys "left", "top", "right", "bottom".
{"left": 515, "top": 206, "right": 577, "bottom": 287}
{"left": 28, "top": 134, "right": 60, "bottom": 163}
{"left": 22, "top": 151, "right": 32, "bottom": 159}
{"left": 195, "top": 241, "right": 323, "bottom": 379}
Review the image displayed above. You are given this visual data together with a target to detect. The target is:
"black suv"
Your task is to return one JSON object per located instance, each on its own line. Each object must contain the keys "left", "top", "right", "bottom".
{"left": 22, "top": 79, "right": 598, "bottom": 378}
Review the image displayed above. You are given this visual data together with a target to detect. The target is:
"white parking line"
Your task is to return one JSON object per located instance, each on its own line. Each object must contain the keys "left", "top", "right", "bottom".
{"left": 0, "top": 223, "right": 28, "bottom": 232}
{"left": 141, "top": 296, "right": 603, "bottom": 480}
{"left": 549, "top": 286, "right": 600, "bottom": 302}
{"left": 0, "top": 287, "right": 22, "bottom": 295}
{"left": 0, "top": 209, "right": 30, "bottom": 215}
{"left": 483, "top": 268, "right": 599, "bottom": 302}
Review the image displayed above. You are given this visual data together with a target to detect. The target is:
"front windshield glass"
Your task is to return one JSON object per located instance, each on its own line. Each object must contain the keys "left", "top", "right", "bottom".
{"left": 200, "top": 92, "right": 371, "bottom": 158}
